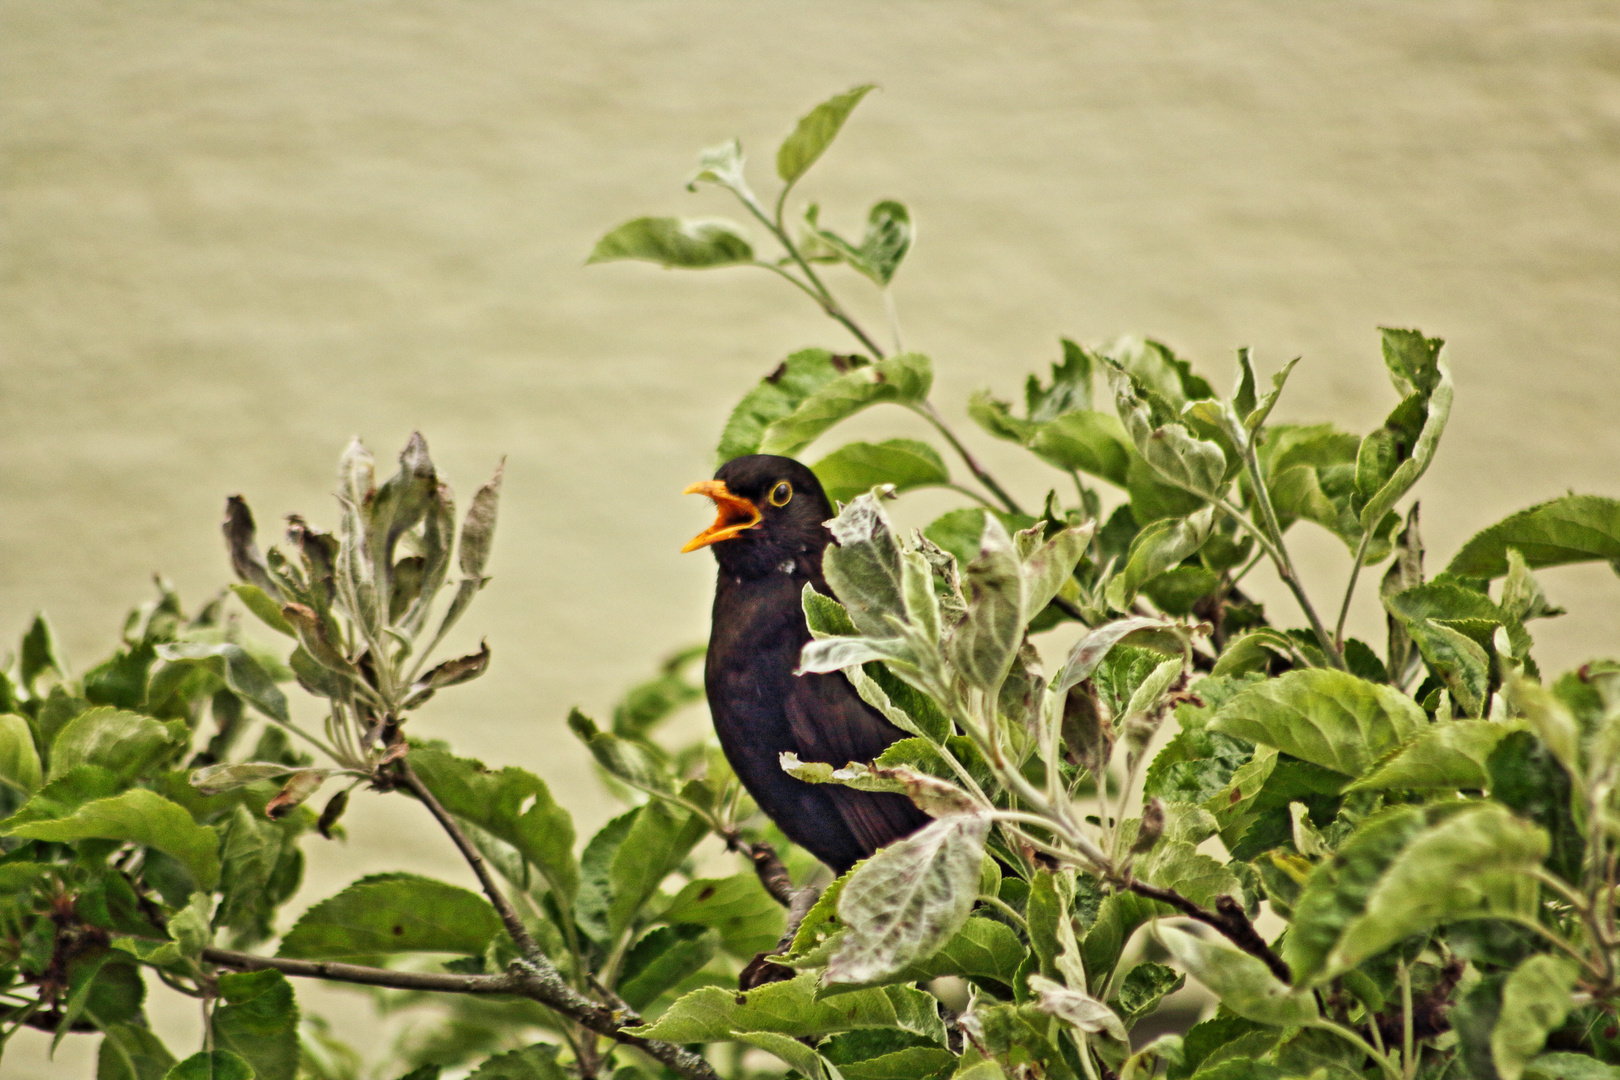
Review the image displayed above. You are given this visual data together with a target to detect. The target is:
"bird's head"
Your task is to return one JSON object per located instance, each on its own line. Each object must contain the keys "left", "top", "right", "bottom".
{"left": 682, "top": 454, "right": 834, "bottom": 577}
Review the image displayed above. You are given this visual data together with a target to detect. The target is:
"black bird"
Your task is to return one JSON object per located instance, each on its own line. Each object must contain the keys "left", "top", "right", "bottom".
{"left": 684, "top": 454, "right": 929, "bottom": 873}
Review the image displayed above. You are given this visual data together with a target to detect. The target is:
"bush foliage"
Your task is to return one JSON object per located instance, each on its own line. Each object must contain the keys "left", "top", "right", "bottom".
{"left": 8, "top": 87, "right": 1620, "bottom": 1080}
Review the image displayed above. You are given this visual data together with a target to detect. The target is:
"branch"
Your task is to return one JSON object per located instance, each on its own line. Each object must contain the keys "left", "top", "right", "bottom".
{"left": 1124, "top": 879, "right": 1292, "bottom": 984}
{"left": 744, "top": 841, "right": 796, "bottom": 907}
{"left": 201, "top": 947, "right": 721, "bottom": 1080}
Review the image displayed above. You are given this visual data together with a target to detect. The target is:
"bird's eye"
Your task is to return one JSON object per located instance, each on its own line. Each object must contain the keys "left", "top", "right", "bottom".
{"left": 768, "top": 481, "right": 793, "bottom": 507}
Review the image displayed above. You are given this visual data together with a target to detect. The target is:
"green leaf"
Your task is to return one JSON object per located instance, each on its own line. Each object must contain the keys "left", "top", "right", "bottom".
{"left": 587, "top": 216, "right": 753, "bottom": 268}
{"left": 1493, "top": 955, "right": 1581, "bottom": 1080}
{"left": 1448, "top": 495, "right": 1620, "bottom": 579}
{"left": 50, "top": 707, "right": 184, "bottom": 783}
{"left": 156, "top": 642, "right": 288, "bottom": 723}
{"left": 1108, "top": 366, "right": 1227, "bottom": 497}
{"left": 737, "top": 1031, "right": 842, "bottom": 1080}
{"left": 1083, "top": 893, "right": 1170, "bottom": 988}
{"left": 625, "top": 972, "right": 944, "bottom": 1043}
{"left": 611, "top": 644, "right": 705, "bottom": 738}
{"left": 1112, "top": 962, "right": 1185, "bottom": 1026}
{"left": 1355, "top": 330, "right": 1452, "bottom": 531}
{"left": 1524, "top": 1055, "right": 1620, "bottom": 1080}
{"left": 835, "top": 1046, "right": 956, "bottom": 1080}
{"left": 1053, "top": 616, "right": 1177, "bottom": 695}
{"left": 610, "top": 801, "right": 707, "bottom": 941}
{"left": 777, "top": 84, "right": 876, "bottom": 184}
{"left": 216, "top": 804, "right": 290, "bottom": 943}
{"left": 901, "top": 916, "right": 1025, "bottom": 987}
{"left": 279, "top": 872, "right": 500, "bottom": 960}
{"left": 230, "top": 584, "right": 296, "bottom": 638}
{"left": 759, "top": 353, "right": 933, "bottom": 457}
{"left": 663, "top": 873, "right": 785, "bottom": 958}
{"left": 1408, "top": 620, "right": 1491, "bottom": 718}
{"left": 1346, "top": 721, "right": 1515, "bottom": 792}
{"left": 1489, "top": 730, "right": 1584, "bottom": 885}
{"left": 1029, "top": 411, "right": 1134, "bottom": 487}
{"left": 407, "top": 749, "right": 577, "bottom": 907}
{"left": 213, "top": 969, "right": 299, "bottom": 1080}
{"left": 717, "top": 350, "right": 863, "bottom": 465}
{"left": 5, "top": 788, "right": 220, "bottom": 890}
{"left": 813, "top": 439, "right": 949, "bottom": 505}
{"left": 83, "top": 642, "right": 156, "bottom": 711}
{"left": 826, "top": 813, "right": 989, "bottom": 984}
{"left": 1106, "top": 507, "right": 1215, "bottom": 611}
{"left": 1284, "top": 802, "right": 1547, "bottom": 983}
{"left": 465, "top": 1042, "right": 568, "bottom": 1080}
{"left": 164, "top": 1051, "right": 254, "bottom": 1080}
{"left": 812, "top": 200, "right": 913, "bottom": 287}
{"left": 98, "top": 1022, "right": 177, "bottom": 1080}
{"left": 0, "top": 713, "right": 42, "bottom": 794}
{"left": 616, "top": 925, "right": 721, "bottom": 1010}
{"left": 20, "top": 612, "right": 64, "bottom": 690}
{"left": 1157, "top": 924, "right": 1316, "bottom": 1026}
{"left": 1210, "top": 669, "right": 1425, "bottom": 778}
{"left": 567, "top": 709, "right": 675, "bottom": 796}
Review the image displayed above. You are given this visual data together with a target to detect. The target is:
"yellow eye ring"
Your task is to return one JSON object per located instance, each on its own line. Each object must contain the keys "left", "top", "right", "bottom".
{"left": 768, "top": 481, "right": 793, "bottom": 507}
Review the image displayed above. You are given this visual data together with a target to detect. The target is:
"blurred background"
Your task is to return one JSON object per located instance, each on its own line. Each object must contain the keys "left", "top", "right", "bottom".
{"left": 5, "top": 1, "right": 1620, "bottom": 1074}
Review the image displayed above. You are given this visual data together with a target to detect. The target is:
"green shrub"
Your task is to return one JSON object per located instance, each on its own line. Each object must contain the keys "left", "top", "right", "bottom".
{"left": 6, "top": 86, "right": 1620, "bottom": 1080}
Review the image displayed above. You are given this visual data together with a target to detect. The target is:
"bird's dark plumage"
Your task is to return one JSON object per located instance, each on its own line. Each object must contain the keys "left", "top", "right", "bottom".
{"left": 687, "top": 454, "right": 929, "bottom": 873}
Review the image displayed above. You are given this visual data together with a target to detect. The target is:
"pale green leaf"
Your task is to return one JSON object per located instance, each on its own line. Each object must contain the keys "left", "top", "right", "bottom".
{"left": 1210, "top": 669, "right": 1425, "bottom": 778}
{"left": 1106, "top": 507, "right": 1215, "bottom": 611}
{"left": 50, "top": 706, "right": 184, "bottom": 783}
{"left": 1286, "top": 802, "right": 1547, "bottom": 983}
{"left": 1156, "top": 924, "right": 1316, "bottom": 1026}
{"left": 1347, "top": 721, "right": 1517, "bottom": 792}
{"left": 1029, "top": 411, "right": 1133, "bottom": 487}
{"left": 0, "top": 713, "right": 42, "bottom": 794}
{"left": 777, "top": 84, "right": 876, "bottom": 184}
{"left": 1027, "top": 974, "right": 1128, "bottom": 1042}
{"left": 625, "top": 972, "right": 945, "bottom": 1043}
{"left": 950, "top": 516, "right": 1024, "bottom": 693}
{"left": 587, "top": 216, "right": 753, "bottom": 268}
{"left": 1449, "top": 495, "right": 1620, "bottom": 579}
{"left": 1493, "top": 955, "right": 1582, "bottom": 1080}
{"left": 759, "top": 353, "right": 933, "bottom": 457}
{"left": 813, "top": 439, "right": 949, "bottom": 505}
{"left": 5, "top": 788, "right": 220, "bottom": 891}
{"left": 826, "top": 813, "right": 989, "bottom": 984}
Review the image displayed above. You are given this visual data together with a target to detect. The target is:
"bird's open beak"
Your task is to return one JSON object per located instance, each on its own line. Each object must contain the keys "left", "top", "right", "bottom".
{"left": 681, "top": 480, "right": 762, "bottom": 552}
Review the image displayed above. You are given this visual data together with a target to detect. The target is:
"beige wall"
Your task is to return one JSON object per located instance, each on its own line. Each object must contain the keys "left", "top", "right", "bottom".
{"left": 5, "top": 2, "right": 1620, "bottom": 1073}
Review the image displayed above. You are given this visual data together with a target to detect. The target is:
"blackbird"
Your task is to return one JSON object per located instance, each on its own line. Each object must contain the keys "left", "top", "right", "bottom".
{"left": 684, "top": 454, "right": 929, "bottom": 873}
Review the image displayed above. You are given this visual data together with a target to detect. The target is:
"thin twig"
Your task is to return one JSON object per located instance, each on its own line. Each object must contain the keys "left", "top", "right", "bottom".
{"left": 393, "top": 759, "right": 542, "bottom": 962}
{"left": 200, "top": 947, "right": 721, "bottom": 1080}
{"left": 911, "top": 402, "right": 1025, "bottom": 516}
{"left": 1334, "top": 528, "right": 1377, "bottom": 647}
{"left": 1125, "top": 879, "right": 1291, "bottom": 984}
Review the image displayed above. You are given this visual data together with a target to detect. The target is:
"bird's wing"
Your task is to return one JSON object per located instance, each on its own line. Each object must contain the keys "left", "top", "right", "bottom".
{"left": 784, "top": 669, "right": 931, "bottom": 857}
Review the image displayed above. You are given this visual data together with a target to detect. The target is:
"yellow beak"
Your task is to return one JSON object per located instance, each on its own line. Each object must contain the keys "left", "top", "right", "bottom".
{"left": 681, "top": 480, "right": 763, "bottom": 552}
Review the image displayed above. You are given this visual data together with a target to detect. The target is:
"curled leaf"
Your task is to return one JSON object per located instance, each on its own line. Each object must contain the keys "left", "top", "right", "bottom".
{"left": 266, "top": 769, "right": 329, "bottom": 819}
{"left": 223, "top": 497, "right": 281, "bottom": 601}
{"left": 1027, "top": 974, "right": 1129, "bottom": 1042}
{"left": 190, "top": 762, "right": 300, "bottom": 795}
